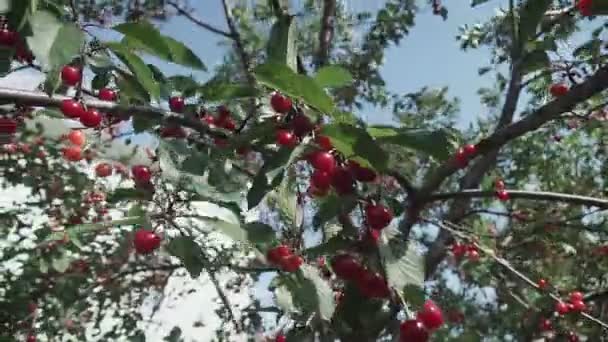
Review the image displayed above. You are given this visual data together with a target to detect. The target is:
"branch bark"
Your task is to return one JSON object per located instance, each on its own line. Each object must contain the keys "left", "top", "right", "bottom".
{"left": 316, "top": 0, "right": 336, "bottom": 67}
{"left": 167, "top": 1, "right": 233, "bottom": 38}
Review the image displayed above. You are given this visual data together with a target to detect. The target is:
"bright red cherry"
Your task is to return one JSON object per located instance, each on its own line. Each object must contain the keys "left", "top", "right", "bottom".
{"left": 464, "top": 144, "right": 477, "bottom": 156}
{"left": 131, "top": 165, "right": 152, "bottom": 183}
{"left": 220, "top": 117, "right": 236, "bottom": 131}
{"left": 67, "top": 130, "right": 86, "bottom": 146}
{"left": 550, "top": 83, "right": 569, "bottom": 97}
{"left": 203, "top": 114, "right": 216, "bottom": 126}
{"left": 275, "top": 334, "right": 286, "bottom": 342}
{"left": 0, "top": 28, "right": 17, "bottom": 46}
{"left": 311, "top": 170, "right": 332, "bottom": 190}
{"left": 455, "top": 147, "right": 468, "bottom": 168}
{"left": 281, "top": 255, "right": 303, "bottom": 272}
{"left": 133, "top": 228, "right": 161, "bottom": 254}
{"left": 276, "top": 129, "right": 298, "bottom": 147}
{"left": 578, "top": 0, "right": 593, "bottom": 16}
{"left": 267, "top": 245, "right": 291, "bottom": 265}
{"left": 331, "top": 254, "right": 363, "bottom": 280}
{"left": 365, "top": 203, "right": 393, "bottom": 230}
{"left": 570, "top": 300, "right": 586, "bottom": 312}
{"left": 538, "top": 278, "right": 549, "bottom": 290}
{"left": 60, "top": 99, "right": 85, "bottom": 119}
{"left": 169, "top": 96, "right": 185, "bottom": 113}
{"left": 331, "top": 167, "right": 355, "bottom": 195}
{"left": 496, "top": 189, "right": 509, "bottom": 201}
{"left": 555, "top": 301, "right": 570, "bottom": 315}
{"left": 348, "top": 160, "right": 377, "bottom": 182}
{"left": 309, "top": 151, "right": 336, "bottom": 174}
{"left": 399, "top": 319, "right": 429, "bottom": 342}
{"left": 62, "top": 145, "right": 83, "bottom": 162}
{"left": 417, "top": 300, "right": 444, "bottom": 330}
{"left": 291, "top": 114, "right": 314, "bottom": 137}
{"left": 357, "top": 271, "right": 390, "bottom": 298}
{"left": 451, "top": 243, "right": 466, "bottom": 258}
{"left": 0, "top": 117, "right": 18, "bottom": 134}
{"left": 61, "top": 66, "right": 82, "bottom": 86}
{"left": 467, "top": 250, "right": 480, "bottom": 262}
{"left": 569, "top": 291, "right": 584, "bottom": 302}
{"left": 95, "top": 163, "right": 113, "bottom": 177}
{"left": 98, "top": 88, "right": 117, "bottom": 101}
{"left": 271, "top": 92, "right": 292, "bottom": 113}
{"left": 316, "top": 135, "right": 333, "bottom": 150}
{"left": 26, "top": 334, "right": 36, "bottom": 342}
{"left": 539, "top": 318, "right": 552, "bottom": 331}
{"left": 80, "top": 109, "right": 102, "bottom": 128}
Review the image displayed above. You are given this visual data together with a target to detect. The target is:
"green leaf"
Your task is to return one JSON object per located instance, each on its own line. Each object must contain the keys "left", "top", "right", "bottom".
{"left": 107, "top": 188, "right": 152, "bottom": 203}
{"left": 314, "top": 66, "right": 353, "bottom": 88}
{"left": 267, "top": 15, "right": 298, "bottom": 72}
{"left": 52, "top": 254, "right": 71, "bottom": 273}
{"left": 181, "top": 153, "right": 208, "bottom": 176}
{"left": 91, "top": 73, "right": 111, "bottom": 90}
{"left": 113, "top": 21, "right": 172, "bottom": 61}
{"left": 167, "top": 236, "right": 204, "bottom": 278}
{"left": 107, "top": 42, "right": 160, "bottom": 101}
{"left": 198, "top": 80, "right": 258, "bottom": 102}
{"left": 195, "top": 217, "right": 276, "bottom": 245}
{"left": 254, "top": 62, "right": 335, "bottom": 114}
{"left": 378, "top": 228, "right": 424, "bottom": 292}
{"left": 521, "top": 49, "right": 550, "bottom": 74}
{"left": 163, "top": 36, "right": 207, "bottom": 71}
{"left": 0, "top": 47, "right": 13, "bottom": 76}
{"left": 517, "top": 0, "right": 552, "bottom": 45}
{"left": 42, "top": 67, "right": 61, "bottom": 96}
{"left": 313, "top": 194, "right": 357, "bottom": 227}
{"left": 471, "top": 0, "right": 490, "bottom": 6}
{"left": 303, "top": 236, "right": 351, "bottom": 258}
{"left": 322, "top": 124, "right": 388, "bottom": 171}
{"left": 276, "top": 265, "right": 336, "bottom": 321}
{"left": 115, "top": 68, "right": 150, "bottom": 103}
{"left": 47, "top": 217, "right": 145, "bottom": 240}
{"left": 368, "top": 126, "right": 456, "bottom": 161}
{"left": 132, "top": 113, "right": 161, "bottom": 133}
{"left": 37, "top": 108, "right": 63, "bottom": 118}
{"left": 27, "top": 10, "right": 85, "bottom": 71}
{"left": 167, "top": 75, "right": 198, "bottom": 97}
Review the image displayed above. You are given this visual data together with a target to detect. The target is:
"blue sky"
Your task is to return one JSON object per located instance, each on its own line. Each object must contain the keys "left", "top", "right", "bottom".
{"left": 147, "top": 0, "right": 505, "bottom": 127}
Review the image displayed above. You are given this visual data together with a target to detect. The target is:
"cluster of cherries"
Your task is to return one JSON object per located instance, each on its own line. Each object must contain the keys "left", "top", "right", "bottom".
{"left": 331, "top": 253, "right": 391, "bottom": 298}
{"left": 536, "top": 280, "right": 587, "bottom": 341}
{"left": 399, "top": 300, "right": 445, "bottom": 342}
{"left": 266, "top": 245, "right": 304, "bottom": 272}
{"left": 0, "top": 19, "right": 34, "bottom": 64}
{"left": 454, "top": 143, "right": 477, "bottom": 168}
{"left": 449, "top": 241, "right": 480, "bottom": 262}
{"left": 494, "top": 178, "right": 509, "bottom": 201}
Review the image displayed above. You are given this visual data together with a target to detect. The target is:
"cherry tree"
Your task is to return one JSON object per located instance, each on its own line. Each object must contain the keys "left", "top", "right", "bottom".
{"left": 1, "top": 0, "right": 608, "bottom": 341}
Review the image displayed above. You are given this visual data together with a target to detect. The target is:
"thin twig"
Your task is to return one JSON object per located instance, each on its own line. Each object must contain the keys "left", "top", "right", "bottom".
{"left": 166, "top": 1, "right": 233, "bottom": 38}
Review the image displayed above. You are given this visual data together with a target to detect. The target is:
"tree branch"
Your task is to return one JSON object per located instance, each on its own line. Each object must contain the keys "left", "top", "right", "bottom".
{"left": 167, "top": 1, "right": 233, "bottom": 38}
{"left": 428, "top": 189, "right": 608, "bottom": 208}
{"left": 315, "top": 0, "right": 336, "bottom": 67}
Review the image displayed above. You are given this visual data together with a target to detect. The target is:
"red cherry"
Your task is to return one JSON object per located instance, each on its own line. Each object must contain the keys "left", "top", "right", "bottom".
{"left": 267, "top": 245, "right": 291, "bottom": 265}
{"left": 275, "top": 335, "right": 286, "bottom": 342}
{"left": 271, "top": 92, "right": 292, "bottom": 113}
{"left": 399, "top": 319, "right": 429, "bottom": 342}
{"left": 95, "top": 163, "right": 113, "bottom": 177}
{"left": 0, "top": 117, "right": 18, "bottom": 134}
{"left": 455, "top": 147, "right": 468, "bottom": 168}
{"left": 0, "top": 28, "right": 17, "bottom": 46}
{"left": 203, "top": 115, "right": 216, "bottom": 126}
{"left": 567, "top": 331, "right": 580, "bottom": 342}
{"left": 80, "top": 109, "right": 103, "bottom": 128}
{"left": 464, "top": 144, "right": 477, "bottom": 156}
{"left": 133, "top": 228, "right": 162, "bottom": 254}
{"left": 98, "top": 88, "right": 117, "bottom": 101}
{"left": 496, "top": 189, "right": 509, "bottom": 201}
{"left": 281, "top": 255, "right": 303, "bottom": 272}
{"left": 357, "top": 271, "right": 390, "bottom": 298}
{"left": 276, "top": 129, "right": 298, "bottom": 147}
{"left": 347, "top": 160, "right": 377, "bottom": 182}
{"left": 569, "top": 291, "right": 584, "bottom": 302}
{"left": 67, "top": 130, "right": 86, "bottom": 146}
{"left": 311, "top": 170, "right": 332, "bottom": 190}
{"left": 316, "top": 135, "right": 333, "bottom": 150}
{"left": 467, "top": 250, "right": 480, "bottom": 262}
{"left": 61, "top": 66, "right": 82, "bottom": 86}
{"left": 291, "top": 114, "right": 314, "bottom": 137}
{"left": 555, "top": 301, "right": 570, "bottom": 315}
{"left": 217, "top": 105, "right": 231, "bottom": 119}
{"left": 236, "top": 146, "right": 250, "bottom": 156}
{"left": 570, "top": 300, "right": 586, "bottom": 312}
{"left": 539, "top": 318, "right": 552, "bottom": 331}
{"left": 365, "top": 204, "right": 393, "bottom": 230}
{"left": 578, "top": 0, "right": 593, "bottom": 16}
{"left": 26, "top": 334, "right": 36, "bottom": 342}
{"left": 417, "top": 300, "right": 444, "bottom": 330}
{"left": 309, "top": 151, "right": 336, "bottom": 174}
{"left": 550, "top": 83, "right": 569, "bottom": 97}
{"left": 60, "top": 99, "right": 85, "bottom": 119}
{"left": 169, "top": 96, "right": 185, "bottom": 113}
{"left": 132, "top": 165, "right": 152, "bottom": 183}
{"left": 330, "top": 254, "right": 363, "bottom": 280}
{"left": 451, "top": 243, "right": 466, "bottom": 259}
{"left": 62, "top": 145, "right": 83, "bottom": 162}
{"left": 219, "top": 117, "right": 237, "bottom": 131}
{"left": 331, "top": 167, "right": 355, "bottom": 195}
{"left": 538, "top": 278, "right": 549, "bottom": 290}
